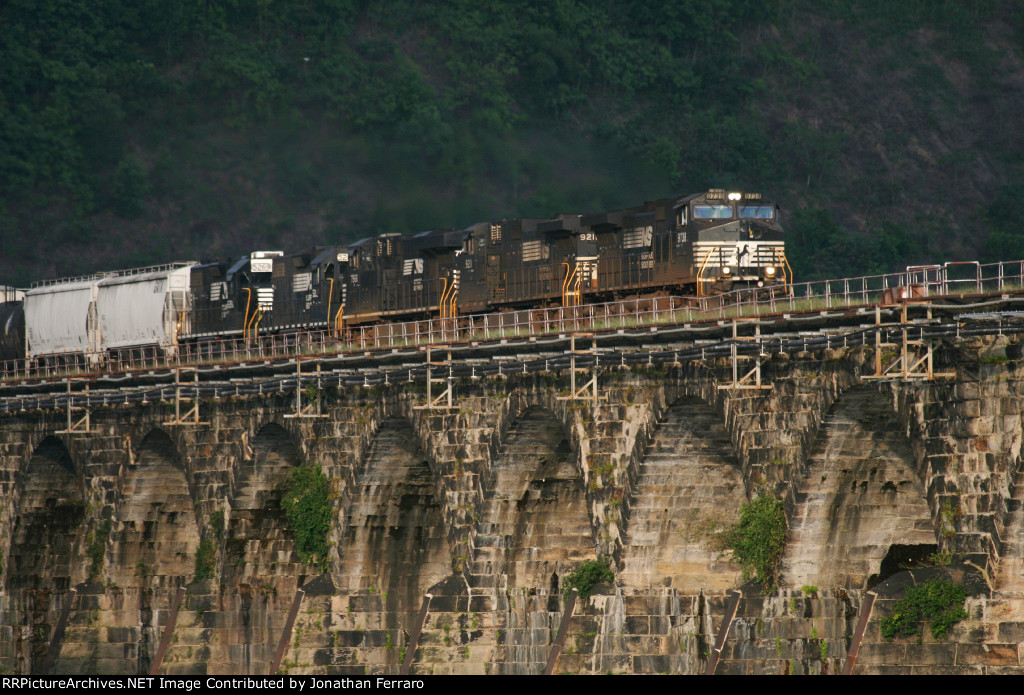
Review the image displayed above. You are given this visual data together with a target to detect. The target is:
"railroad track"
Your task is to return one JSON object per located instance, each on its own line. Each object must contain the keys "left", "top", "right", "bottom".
{"left": 4, "top": 294, "right": 1024, "bottom": 413}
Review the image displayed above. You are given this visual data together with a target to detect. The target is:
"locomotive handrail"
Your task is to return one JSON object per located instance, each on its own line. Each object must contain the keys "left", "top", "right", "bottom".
{"left": 695, "top": 247, "right": 718, "bottom": 299}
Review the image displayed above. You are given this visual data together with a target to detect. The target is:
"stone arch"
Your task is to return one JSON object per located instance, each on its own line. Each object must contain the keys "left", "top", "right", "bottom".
{"left": 224, "top": 421, "right": 304, "bottom": 588}
{"left": 620, "top": 396, "right": 746, "bottom": 591}
{"left": 99, "top": 428, "right": 201, "bottom": 674}
{"left": 8, "top": 437, "right": 86, "bottom": 590}
{"left": 783, "top": 385, "right": 935, "bottom": 589}
{"left": 218, "top": 421, "right": 306, "bottom": 675}
{"left": 6, "top": 436, "right": 87, "bottom": 673}
{"left": 500, "top": 386, "right": 586, "bottom": 476}
{"left": 474, "top": 404, "right": 596, "bottom": 590}
{"left": 337, "top": 416, "right": 452, "bottom": 597}
{"left": 108, "top": 429, "right": 202, "bottom": 588}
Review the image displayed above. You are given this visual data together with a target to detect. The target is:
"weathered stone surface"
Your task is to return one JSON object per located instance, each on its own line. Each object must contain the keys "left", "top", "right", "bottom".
{"left": 2, "top": 341, "right": 1024, "bottom": 673}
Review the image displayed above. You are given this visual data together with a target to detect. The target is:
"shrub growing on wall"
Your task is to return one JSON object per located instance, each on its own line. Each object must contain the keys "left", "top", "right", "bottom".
{"left": 881, "top": 578, "right": 967, "bottom": 640}
{"left": 282, "top": 465, "right": 332, "bottom": 571}
{"left": 721, "top": 495, "right": 787, "bottom": 590}
{"left": 563, "top": 559, "right": 615, "bottom": 600}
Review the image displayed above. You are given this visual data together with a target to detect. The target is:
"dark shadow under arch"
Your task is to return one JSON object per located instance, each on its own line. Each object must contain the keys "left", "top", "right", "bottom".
{"left": 8, "top": 436, "right": 84, "bottom": 590}
{"left": 224, "top": 422, "right": 303, "bottom": 587}
{"left": 110, "top": 429, "right": 201, "bottom": 588}
{"left": 221, "top": 422, "right": 305, "bottom": 675}
{"left": 92, "top": 428, "right": 203, "bottom": 674}
{"left": 8, "top": 436, "right": 86, "bottom": 673}
{"left": 339, "top": 416, "right": 452, "bottom": 598}
{"left": 337, "top": 416, "right": 452, "bottom": 671}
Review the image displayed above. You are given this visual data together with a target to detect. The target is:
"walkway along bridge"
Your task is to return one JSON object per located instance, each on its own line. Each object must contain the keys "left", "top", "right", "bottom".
{"left": 4, "top": 259, "right": 1024, "bottom": 412}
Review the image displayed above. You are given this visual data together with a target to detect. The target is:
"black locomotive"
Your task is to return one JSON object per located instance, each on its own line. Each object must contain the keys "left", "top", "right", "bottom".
{"left": 0, "top": 189, "right": 787, "bottom": 368}
{"left": 333, "top": 188, "right": 786, "bottom": 325}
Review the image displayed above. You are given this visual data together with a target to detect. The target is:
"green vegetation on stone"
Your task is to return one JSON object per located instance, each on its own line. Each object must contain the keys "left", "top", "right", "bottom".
{"left": 281, "top": 464, "right": 332, "bottom": 571}
{"left": 563, "top": 558, "right": 615, "bottom": 600}
{"left": 194, "top": 537, "right": 217, "bottom": 581}
{"left": 880, "top": 578, "right": 967, "bottom": 640}
{"left": 721, "top": 495, "right": 787, "bottom": 590}
{"left": 194, "top": 509, "right": 225, "bottom": 581}
{"left": 86, "top": 519, "right": 112, "bottom": 582}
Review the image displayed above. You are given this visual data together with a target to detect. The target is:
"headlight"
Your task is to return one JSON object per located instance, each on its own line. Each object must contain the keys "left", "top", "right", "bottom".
{"left": 727, "top": 192, "right": 742, "bottom": 201}
{"left": 721, "top": 267, "right": 731, "bottom": 276}
{"left": 765, "top": 266, "right": 776, "bottom": 276}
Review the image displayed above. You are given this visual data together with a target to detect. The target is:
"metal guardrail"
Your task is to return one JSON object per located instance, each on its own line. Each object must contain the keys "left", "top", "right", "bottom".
{"left": 3, "top": 259, "right": 1024, "bottom": 385}
{"left": 5, "top": 317, "right": 1024, "bottom": 414}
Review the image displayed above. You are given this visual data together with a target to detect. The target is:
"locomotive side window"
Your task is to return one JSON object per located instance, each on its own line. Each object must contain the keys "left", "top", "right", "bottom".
{"left": 693, "top": 204, "right": 733, "bottom": 219}
{"left": 739, "top": 205, "right": 774, "bottom": 219}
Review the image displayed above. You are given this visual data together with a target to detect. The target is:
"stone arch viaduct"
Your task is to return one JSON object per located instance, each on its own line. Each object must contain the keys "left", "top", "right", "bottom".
{"left": 2, "top": 337, "right": 1024, "bottom": 675}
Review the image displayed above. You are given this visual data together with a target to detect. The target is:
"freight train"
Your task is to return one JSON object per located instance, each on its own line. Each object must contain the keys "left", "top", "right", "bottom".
{"left": 0, "top": 189, "right": 787, "bottom": 368}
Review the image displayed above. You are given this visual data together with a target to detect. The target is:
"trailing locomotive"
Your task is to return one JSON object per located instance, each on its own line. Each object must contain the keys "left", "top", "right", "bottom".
{"left": 0, "top": 189, "right": 787, "bottom": 368}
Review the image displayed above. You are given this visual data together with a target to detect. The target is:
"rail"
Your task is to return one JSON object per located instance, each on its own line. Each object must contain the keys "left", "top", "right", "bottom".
{"left": 3, "top": 258, "right": 1024, "bottom": 384}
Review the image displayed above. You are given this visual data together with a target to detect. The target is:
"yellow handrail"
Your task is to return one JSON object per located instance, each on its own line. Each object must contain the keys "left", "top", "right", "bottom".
{"left": 773, "top": 248, "right": 794, "bottom": 295}
{"left": 438, "top": 277, "right": 449, "bottom": 319}
{"left": 242, "top": 288, "right": 253, "bottom": 341}
{"left": 334, "top": 304, "right": 344, "bottom": 338}
{"left": 561, "top": 263, "right": 573, "bottom": 307}
{"left": 250, "top": 308, "right": 264, "bottom": 342}
{"left": 326, "top": 278, "right": 334, "bottom": 332}
{"left": 695, "top": 247, "right": 718, "bottom": 299}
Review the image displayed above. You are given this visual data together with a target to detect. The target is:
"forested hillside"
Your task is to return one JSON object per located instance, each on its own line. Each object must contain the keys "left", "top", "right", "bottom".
{"left": 2, "top": 0, "right": 1023, "bottom": 286}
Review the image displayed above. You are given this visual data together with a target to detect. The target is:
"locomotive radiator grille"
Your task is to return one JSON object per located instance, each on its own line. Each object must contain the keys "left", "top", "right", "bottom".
{"left": 522, "top": 240, "right": 545, "bottom": 263}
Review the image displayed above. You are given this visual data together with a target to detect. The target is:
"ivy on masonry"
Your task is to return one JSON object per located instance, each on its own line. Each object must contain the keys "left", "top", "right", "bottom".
{"left": 86, "top": 519, "right": 112, "bottom": 582}
{"left": 721, "top": 495, "right": 787, "bottom": 590}
{"left": 563, "top": 559, "right": 614, "bottom": 600}
{"left": 282, "top": 465, "right": 332, "bottom": 571}
{"left": 194, "top": 510, "right": 225, "bottom": 582}
{"left": 880, "top": 579, "right": 967, "bottom": 640}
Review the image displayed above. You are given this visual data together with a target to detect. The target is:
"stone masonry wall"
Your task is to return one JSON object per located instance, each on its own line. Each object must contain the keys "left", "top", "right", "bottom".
{"left": 1, "top": 339, "right": 1024, "bottom": 673}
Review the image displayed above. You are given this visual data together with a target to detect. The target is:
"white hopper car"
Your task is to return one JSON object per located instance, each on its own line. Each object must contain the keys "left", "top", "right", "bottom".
{"left": 24, "top": 263, "right": 195, "bottom": 361}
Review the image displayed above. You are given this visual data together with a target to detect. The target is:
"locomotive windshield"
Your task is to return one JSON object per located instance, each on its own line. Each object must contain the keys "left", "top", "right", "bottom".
{"left": 739, "top": 205, "right": 774, "bottom": 219}
{"left": 693, "top": 204, "right": 733, "bottom": 219}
